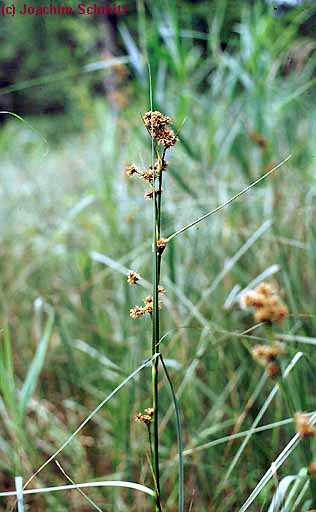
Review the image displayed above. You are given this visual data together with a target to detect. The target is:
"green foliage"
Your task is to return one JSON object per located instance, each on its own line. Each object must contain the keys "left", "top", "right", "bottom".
{"left": 0, "top": 0, "right": 100, "bottom": 115}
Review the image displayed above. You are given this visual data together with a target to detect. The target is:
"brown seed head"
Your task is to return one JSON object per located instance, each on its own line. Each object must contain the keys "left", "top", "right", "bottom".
{"left": 266, "top": 361, "right": 281, "bottom": 379}
{"left": 127, "top": 271, "right": 140, "bottom": 286}
{"left": 271, "top": 305, "right": 288, "bottom": 322}
{"left": 309, "top": 463, "right": 316, "bottom": 476}
{"left": 252, "top": 343, "right": 286, "bottom": 369}
{"left": 295, "top": 412, "right": 315, "bottom": 437}
{"left": 240, "top": 282, "right": 288, "bottom": 324}
{"left": 254, "top": 307, "right": 274, "bottom": 323}
{"left": 145, "top": 407, "right": 154, "bottom": 417}
{"left": 129, "top": 306, "right": 146, "bottom": 319}
{"left": 161, "top": 159, "right": 168, "bottom": 171}
{"left": 125, "top": 163, "right": 138, "bottom": 177}
{"left": 144, "top": 189, "right": 163, "bottom": 200}
{"left": 151, "top": 159, "right": 168, "bottom": 175}
{"left": 143, "top": 296, "right": 153, "bottom": 314}
{"left": 144, "top": 190, "right": 154, "bottom": 200}
{"left": 143, "top": 111, "right": 177, "bottom": 148}
{"left": 252, "top": 345, "right": 270, "bottom": 366}
{"left": 135, "top": 412, "right": 153, "bottom": 425}
{"left": 268, "top": 342, "right": 286, "bottom": 359}
{"left": 143, "top": 111, "right": 171, "bottom": 132}
{"left": 256, "top": 283, "right": 275, "bottom": 297}
{"left": 240, "top": 291, "right": 266, "bottom": 309}
{"left": 141, "top": 169, "right": 154, "bottom": 183}
{"left": 142, "top": 295, "right": 162, "bottom": 314}
{"left": 157, "top": 127, "right": 178, "bottom": 148}
{"left": 157, "top": 238, "right": 168, "bottom": 254}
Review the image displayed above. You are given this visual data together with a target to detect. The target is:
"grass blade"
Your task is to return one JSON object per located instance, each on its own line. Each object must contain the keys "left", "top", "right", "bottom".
{"left": 0, "top": 480, "right": 155, "bottom": 498}
{"left": 19, "top": 307, "right": 55, "bottom": 419}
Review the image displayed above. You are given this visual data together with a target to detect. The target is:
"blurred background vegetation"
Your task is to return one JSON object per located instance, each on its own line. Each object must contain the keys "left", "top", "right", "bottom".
{"left": 1, "top": 0, "right": 316, "bottom": 510}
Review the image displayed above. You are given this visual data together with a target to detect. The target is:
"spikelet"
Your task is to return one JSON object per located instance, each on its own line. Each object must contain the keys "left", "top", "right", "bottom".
{"left": 127, "top": 271, "right": 140, "bottom": 285}
{"left": 157, "top": 238, "right": 168, "bottom": 254}
{"left": 266, "top": 361, "right": 281, "bottom": 379}
{"left": 251, "top": 342, "right": 286, "bottom": 378}
{"left": 295, "top": 412, "right": 316, "bottom": 437}
{"left": 129, "top": 306, "right": 146, "bottom": 319}
{"left": 142, "top": 111, "right": 178, "bottom": 148}
{"left": 240, "top": 282, "right": 288, "bottom": 324}
{"left": 125, "top": 163, "right": 138, "bottom": 177}
{"left": 135, "top": 407, "right": 155, "bottom": 425}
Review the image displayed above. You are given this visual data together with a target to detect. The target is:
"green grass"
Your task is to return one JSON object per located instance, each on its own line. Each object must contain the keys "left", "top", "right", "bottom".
{"left": 1, "top": 1, "right": 316, "bottom": 510}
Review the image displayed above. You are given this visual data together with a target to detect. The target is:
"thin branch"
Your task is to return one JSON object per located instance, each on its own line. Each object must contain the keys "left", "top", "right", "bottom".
{"left": 166, "top": 155, "right": 291, "bottom": 242}
{"left": 54, "top": 460, "right": 103, "bottom": 512}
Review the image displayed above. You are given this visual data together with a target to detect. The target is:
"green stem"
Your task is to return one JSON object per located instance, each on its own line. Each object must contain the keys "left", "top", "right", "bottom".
{"left": 152, "top": 149, "right": 164, "bottom": 511}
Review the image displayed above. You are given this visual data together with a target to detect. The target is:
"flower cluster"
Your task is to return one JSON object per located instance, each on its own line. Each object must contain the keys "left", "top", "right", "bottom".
{"left": 135, "top": 407, "right": 155, "bottom": 425}
{"left": 127, "top": 271, "right": 140, "bottom": 286}
{"left": 144, "top": 188, "right": 163, "bottom": 201}
{"left": 240, "top": 282, "right": 288, "bottom": 323}
{"left": 125, "top": 161, "right": 165, "bottom": 200}
{"left": 143, "top": 111, "right": 177, "bottom": 149}
{"left": 295, "top": 413, "right": 316, "bottom": 438}
{"left": 157, "top": 238, "right": 168, "bottom": 254}
{"left": 130, "top": 289, "right": 164, "bottom": 319}
{"left": 252, "top": 342, "right": 286, "bottom": 378}
{"left": 124, "top": 111, "right": 177, "bottom": 201}
{"left": 125, "top": 163, "right": 138, "bottom": 177}
{"left": 129, "top": 286, "right": 165, "bottom": 318}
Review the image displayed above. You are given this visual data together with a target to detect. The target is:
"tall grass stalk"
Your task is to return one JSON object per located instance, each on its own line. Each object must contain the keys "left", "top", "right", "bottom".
{"left": 152, "top": 145, "right": 165, "bottom": 510}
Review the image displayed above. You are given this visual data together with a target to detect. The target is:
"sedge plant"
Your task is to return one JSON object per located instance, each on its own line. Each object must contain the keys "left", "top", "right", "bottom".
{"left": 127, "top": 110, "right": 177, "bottom": 510}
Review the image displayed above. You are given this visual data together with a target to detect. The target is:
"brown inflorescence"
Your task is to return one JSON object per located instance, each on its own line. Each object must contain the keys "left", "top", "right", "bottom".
{"left": 266, "top": 361, "right": 281, "bottom": 379}
{"left": 143, "top": 295, "right": 162, "bottom": 314}
{"left": 144, "top": 295, "right": 154, "bottom": 314}
{"left": 135, "top": 407, "right": 155, "bottom": 425}
{"left": 240, "top": 282, "right": 288, "bottom": 323}
{"left": 127, "top": 271, "right": 140, "bottom": 286}
{"left": 157, "top": 128, "right": 178, "bottom": 149}
{"left": 130, "top": 294, "right": 163, "bottom": 319}
{"left": 144, "top": 188, "right": 163, "bottom": 201}
{"left": 125, "top": 163, "right": 138, "bottom": 177}
{"left": 141, "top": 169, "right": 154, "bottom": 183}
{"left": 295, "top": 412, "right": 316, "bottom": 437}
{"left": 252, "top": 342, "right": 286, "bottom": 366}
{"left": 252, "top": 342, "right": 285, "bottom": 378}
{"left": 158, "top": 286, "right": 165, "bottom": 295}
{"left": 143, "top": 110, "right": 178, "bottom": 149}
{"left": 135, "top": 412, "right": 152, "bottom": 425}
{"left": 143, "top": 111, "right": 171, "bottom": 133}
{"left": 157, "top": 238, "right": 168, "bottom": 254}
{"left": 160, "top": 159, "right": 168, "bottom": 171}
{"left": 309, "top": 463, "right": 316, "bottom": 476}
{"left": 129, "top": 306, "right": 146, "bottom": 319}
{"left": 140, "top": 160, "right": 168, "bottom": 183}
